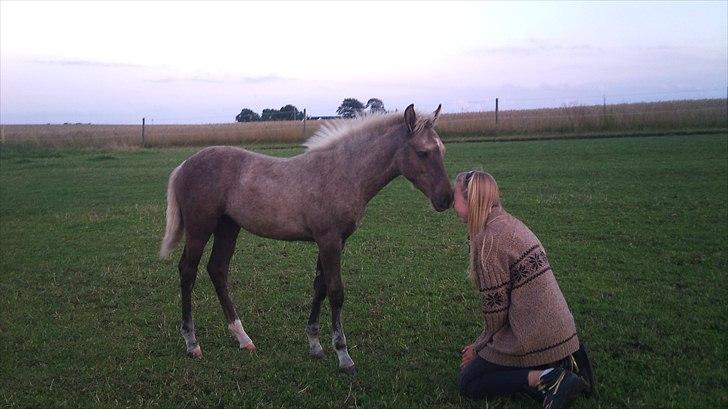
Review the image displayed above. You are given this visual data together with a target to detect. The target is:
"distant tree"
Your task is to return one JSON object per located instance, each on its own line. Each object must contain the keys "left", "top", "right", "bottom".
{"left": 235, "top": 108, "right": 260, "bottom": 122}
{"left": 261, "top": 108, "right": 281, "bottom": 121}
{"left": 366, "top": 98, "right": 386, "bottom": 114}
{"left": 336, "top": 98, "right": 365, "bottom": 118}
{"left": 279, "top": 104, "right": 304, "bottom": 120}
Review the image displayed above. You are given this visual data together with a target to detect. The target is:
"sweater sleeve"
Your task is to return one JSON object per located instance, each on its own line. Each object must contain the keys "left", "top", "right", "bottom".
{"left": 469, "top": 230, "right": 510, "bottom": 353}
{"left": 470, "top": 231, "right": 489, "bottom": 351}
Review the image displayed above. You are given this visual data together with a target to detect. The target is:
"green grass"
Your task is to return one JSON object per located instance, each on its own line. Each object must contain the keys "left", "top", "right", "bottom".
{"left": 1, "top": 134, "right": 726, "bottom": 408}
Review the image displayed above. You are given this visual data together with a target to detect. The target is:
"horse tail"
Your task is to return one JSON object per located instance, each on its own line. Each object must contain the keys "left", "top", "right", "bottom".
{"left": 160, "top": 163, "right": 184, "bottom": 260}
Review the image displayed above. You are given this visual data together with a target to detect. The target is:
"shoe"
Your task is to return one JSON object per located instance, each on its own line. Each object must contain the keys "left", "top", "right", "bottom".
{"left": 523, "top": 388, "right": 544, "bottom": 404}
{"left": 538, "top": 367, "right": 588, "bottom": 409}
{"left": 559, "top": 342, "right": 596, "bottom": 398}
{"left": 573, "top": 342, "right": 596, "bottom": 397}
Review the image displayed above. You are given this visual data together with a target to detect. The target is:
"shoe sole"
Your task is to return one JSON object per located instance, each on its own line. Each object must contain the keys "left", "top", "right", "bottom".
{"left": 556, "top": 374, "right": 589, "bottom": 409}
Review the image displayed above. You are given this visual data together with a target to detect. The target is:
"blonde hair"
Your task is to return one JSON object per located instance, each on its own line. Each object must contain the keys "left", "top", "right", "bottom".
{"left": 456, "top": 171, "right": 501, "bottom": 287}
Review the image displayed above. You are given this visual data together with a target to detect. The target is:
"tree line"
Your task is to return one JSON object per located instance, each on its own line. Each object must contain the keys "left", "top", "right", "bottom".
{"left": 236, "top": 104, "right": 303, "bottom": 122}
{"left": 235, "top": 98, "right": 386, "bottom": 122}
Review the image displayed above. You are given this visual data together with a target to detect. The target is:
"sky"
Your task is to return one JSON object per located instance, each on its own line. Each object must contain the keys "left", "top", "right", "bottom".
{"left": 1, "top": 1, "right": 726, "bottom": 124}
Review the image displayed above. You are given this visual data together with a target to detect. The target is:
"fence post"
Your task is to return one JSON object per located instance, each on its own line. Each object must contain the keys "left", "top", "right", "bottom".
{"left": 302, "top": 108, "right": 307, "bottom": 138}
{"left": 142, "top": 117, "right": 145, "bottom": 147}
{"left": 495, "top": 98, "right": 499, "bottom": 125}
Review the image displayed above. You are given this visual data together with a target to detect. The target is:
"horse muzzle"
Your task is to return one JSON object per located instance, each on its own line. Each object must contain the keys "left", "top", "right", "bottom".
{"left": 432, "top": 192, "right": 453, "bottom": 212}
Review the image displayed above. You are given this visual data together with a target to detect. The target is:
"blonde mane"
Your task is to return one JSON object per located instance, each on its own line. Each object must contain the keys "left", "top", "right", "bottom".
{"left": 303, "top": 110, "right": 437, "bottom": 151}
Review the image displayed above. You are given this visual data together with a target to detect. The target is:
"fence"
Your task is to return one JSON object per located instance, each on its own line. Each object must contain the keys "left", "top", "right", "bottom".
{"left": 436, "top": 98, "right": 727, "bottom": 136}
{"left": 1, "top": 97, "right": 726, "bottom": 149}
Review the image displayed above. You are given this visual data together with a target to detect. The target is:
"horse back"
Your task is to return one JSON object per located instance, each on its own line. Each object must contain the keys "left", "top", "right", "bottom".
{"left": 176, "top": 146, "right": 313, "bottom": 240}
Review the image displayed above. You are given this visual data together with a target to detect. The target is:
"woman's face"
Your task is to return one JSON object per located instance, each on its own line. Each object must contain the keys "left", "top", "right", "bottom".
{"left": 453, "top": 182, "right": 468, "bottom": 223}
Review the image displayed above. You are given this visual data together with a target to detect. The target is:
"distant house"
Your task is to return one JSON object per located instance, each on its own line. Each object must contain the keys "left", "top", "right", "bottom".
{"left": 308, "top": 115, "right": 341, "bottom": 120}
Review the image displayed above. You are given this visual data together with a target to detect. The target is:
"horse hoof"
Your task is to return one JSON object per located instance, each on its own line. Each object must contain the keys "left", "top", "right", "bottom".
{"left": 309, "top": 349, "right": 325, "bottom": 359}
{"left": 341, "top": 365, "right": 357, "bottom": 376}
{"left": 187, "top": 345, "right": 203, "bottom": 359}
{"left": 242, "top": 341, "right": 256, "bottom": 351}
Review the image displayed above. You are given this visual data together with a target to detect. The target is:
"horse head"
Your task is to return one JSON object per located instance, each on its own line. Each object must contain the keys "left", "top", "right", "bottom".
{"left": 397, "top": 104, "right": 453, "bottom": 212}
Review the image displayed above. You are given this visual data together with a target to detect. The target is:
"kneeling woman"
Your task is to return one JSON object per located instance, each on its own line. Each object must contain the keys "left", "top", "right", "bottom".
{"left": 454, "top": 171, "right": 595, "bottom": 409}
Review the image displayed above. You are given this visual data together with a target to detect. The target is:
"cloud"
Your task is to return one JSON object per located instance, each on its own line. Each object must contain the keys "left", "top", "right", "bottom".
{"left": 146, "top": 74, "right": 290, "bottom": 84}
{"left": 469, "top": 40, "right": 598, "bottom": 56}
{"left": 26, "top": 58, "right": 293, "bottom": 85}
{"left": 31, "top": 59, "right": 143, "bottom": 68}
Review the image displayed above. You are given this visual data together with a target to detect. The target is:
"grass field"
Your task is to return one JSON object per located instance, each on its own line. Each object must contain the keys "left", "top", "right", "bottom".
{"left": 1, "top": 134, "right": 726, "bottom": 408}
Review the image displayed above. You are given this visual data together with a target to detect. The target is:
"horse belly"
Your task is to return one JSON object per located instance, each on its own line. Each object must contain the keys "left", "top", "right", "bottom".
{"left": 227, "top": 198, "right": 311, "bottom": 241}
{"left": 224, "top": 154, "right": 314, "bottom": 241}
{"left": 238, "top": 217, "right": 311, "bottom": 241}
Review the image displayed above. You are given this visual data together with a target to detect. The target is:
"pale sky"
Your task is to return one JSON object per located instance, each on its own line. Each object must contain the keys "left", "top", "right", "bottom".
{"left": 1, "top": 1, "right": 726, "bottom": 124}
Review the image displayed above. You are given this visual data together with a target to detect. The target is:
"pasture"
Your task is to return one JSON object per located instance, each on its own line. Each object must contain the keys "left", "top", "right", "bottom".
{"left": 1, "top": 134, "right": 726, "bottom": 408}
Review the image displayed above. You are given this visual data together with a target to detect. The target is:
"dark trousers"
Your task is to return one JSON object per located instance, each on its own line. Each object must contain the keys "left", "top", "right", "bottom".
{"left": 458, "top": 354, "right": 534, "bottom": 399}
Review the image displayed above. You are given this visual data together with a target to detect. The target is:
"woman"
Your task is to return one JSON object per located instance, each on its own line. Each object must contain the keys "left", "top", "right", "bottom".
{"left": 454, "top": 171, "right": 595, "bottom": 409}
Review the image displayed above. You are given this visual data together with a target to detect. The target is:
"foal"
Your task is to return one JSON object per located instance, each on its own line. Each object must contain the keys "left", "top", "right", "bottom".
{"left": 160, "top": 104, "right": 453, "bottom": 373}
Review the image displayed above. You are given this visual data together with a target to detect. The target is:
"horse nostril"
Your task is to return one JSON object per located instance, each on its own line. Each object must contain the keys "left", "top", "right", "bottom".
{"left": 444, "top": 192, "right": 454, "bottom": 208}
{"left": 438, "top": 194, "right": 453, "bottom": 210}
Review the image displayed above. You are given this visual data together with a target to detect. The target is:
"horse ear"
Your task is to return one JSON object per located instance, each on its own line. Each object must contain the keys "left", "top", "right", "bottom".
{"left": 404, "top": 104, "right": 416, "bottom": 134}
{"left": 432, "top": 104, "right": 442, "bottom": 125}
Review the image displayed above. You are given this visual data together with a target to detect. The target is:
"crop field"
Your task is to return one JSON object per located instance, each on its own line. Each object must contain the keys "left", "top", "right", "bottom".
{"left": 1, "top": 99, "right": 725, "bottom": 149}
{"left": 1, "top": 133, "right": 726, "bottom": 408}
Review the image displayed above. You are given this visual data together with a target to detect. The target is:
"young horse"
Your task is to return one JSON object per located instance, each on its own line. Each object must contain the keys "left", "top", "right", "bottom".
{"left": 159, "top": 104, "right": 453, "bottom": 374}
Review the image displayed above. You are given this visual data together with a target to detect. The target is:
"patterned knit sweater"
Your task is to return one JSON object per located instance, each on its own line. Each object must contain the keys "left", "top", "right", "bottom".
{"left": 471, "top": 206, "right": 579, "bottom": 367}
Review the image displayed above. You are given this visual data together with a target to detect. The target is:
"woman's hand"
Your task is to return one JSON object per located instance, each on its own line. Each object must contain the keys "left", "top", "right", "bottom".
{"left": 460, "top": 344, "right": 475, "bottom": 369}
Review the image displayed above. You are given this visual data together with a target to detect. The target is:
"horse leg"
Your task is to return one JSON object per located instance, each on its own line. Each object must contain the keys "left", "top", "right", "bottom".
{"left": 306, "top": 256, "right": 326, "bottom": 358}
{"left": 178, "top": 233, "right": 210, "bottom": 358}
{"left": 318, "top": 237, "right": 355, "bottom": 374}
{"left": 207, "top": 216, "right": 255, "bottom": 350}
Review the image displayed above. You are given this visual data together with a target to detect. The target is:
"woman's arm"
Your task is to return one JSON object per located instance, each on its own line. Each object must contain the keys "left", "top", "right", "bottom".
{"left": 469, "top": 231, "right": 510, "bottom": 354}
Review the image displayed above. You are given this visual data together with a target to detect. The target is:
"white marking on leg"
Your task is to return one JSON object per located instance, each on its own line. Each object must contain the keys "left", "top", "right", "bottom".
{"left": 181, "top": 324, "right": 202, "bottom": 358}
{"left": 307, "top": 324, "right": 324, "bottom": 357}
{"left": 228, "top": 319, "right": 255, "bottom": 350}
{"left": 332, "top": 330, "right": 354, "bottom": 369}
{"left": 335, "top": 348, "right": 354, "bottom": 369}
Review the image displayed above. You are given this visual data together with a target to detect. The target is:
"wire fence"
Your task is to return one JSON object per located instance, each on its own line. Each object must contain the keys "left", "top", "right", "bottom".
{"left": 450, "top": 87, "right": 726, "bottom": 110}
{"left": 440, "top": 106, "right": 725, "bottom": 123}
{"left": 437, "top": 98, "right": 727, "bottom": 136}
{"left": 1, "top": 94, "right": 726, "bottom": 149}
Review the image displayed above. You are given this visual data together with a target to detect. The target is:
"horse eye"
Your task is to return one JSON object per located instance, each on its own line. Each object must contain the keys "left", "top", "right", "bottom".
{"left": 416, "top": 151, "right": 429, "bottom": 159}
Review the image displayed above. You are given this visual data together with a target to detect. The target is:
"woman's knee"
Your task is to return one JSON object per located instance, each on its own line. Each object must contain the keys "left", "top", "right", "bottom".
{"left": 457, "top": 370, "right": 469, "bottom": 396}
{"left": 458, "top": 371, "right": 480, "bottom": 399}
{"left": 458, "top": 378, "right": 473, "bottom": 398}
{"left": 459, "top": 378, "right": 495, "bottom": 400}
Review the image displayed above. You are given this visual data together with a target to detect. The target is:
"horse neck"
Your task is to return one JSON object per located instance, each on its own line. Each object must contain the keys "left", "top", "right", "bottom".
{"left": 334, "top": 129, "right": 402, "bottom": 204}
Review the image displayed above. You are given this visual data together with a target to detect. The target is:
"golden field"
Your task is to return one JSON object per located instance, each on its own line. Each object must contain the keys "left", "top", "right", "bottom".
{"left": 1, "top": 99, "right": 725, "bottom": 149}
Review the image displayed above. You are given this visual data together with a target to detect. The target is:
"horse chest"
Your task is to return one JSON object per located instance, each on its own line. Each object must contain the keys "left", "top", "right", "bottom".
{"left": 337, "top": 207, "right": 366, "bottom": 238}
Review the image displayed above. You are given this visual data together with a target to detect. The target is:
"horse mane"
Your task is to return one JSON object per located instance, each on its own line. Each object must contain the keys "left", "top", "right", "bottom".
{"left": 303, "top": 110, "right": 436, "bottom": 152}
